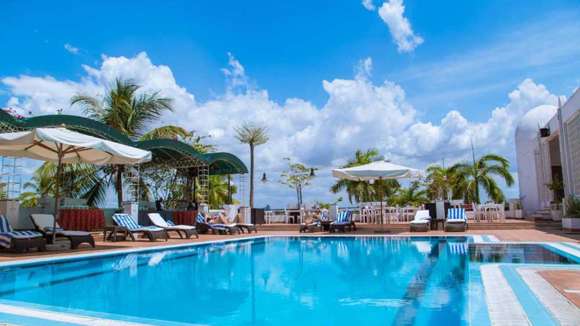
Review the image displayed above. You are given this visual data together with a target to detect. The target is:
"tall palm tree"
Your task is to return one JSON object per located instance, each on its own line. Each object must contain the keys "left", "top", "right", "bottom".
{"left": 330, "top": 149, "right": 400, "bottom": 203}
{"left": 235, "top": 123, "right": 269, "bottom": 209}
{"left": 390, "top": 181, "right": 428, "bottom": 206}
{"left": 450, "top": 153, "right": 514, "bottom": 204}
{"left": 71, "top": 78, "right": 175, "bottom": 208}
{"left": 425, "top": 164, "right": 456, "bottom": 201}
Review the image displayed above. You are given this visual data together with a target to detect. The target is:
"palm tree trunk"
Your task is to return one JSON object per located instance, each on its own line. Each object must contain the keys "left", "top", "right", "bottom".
{"left": 115, "top": 165, "right": 124, "bottom": 208}
{"left": 475, "top": 177, "right": 480, "bottom": 204}
{"left": 249, "top": 143, "right": 255, "bottom": 209}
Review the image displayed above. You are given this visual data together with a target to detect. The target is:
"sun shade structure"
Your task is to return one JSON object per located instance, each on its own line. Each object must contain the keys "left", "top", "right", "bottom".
{"left": 332, "top": 160, "right": 422, "bottom": 226}
{"left": 332, "top": 160, "right": 422, "bottom": 181}
{"left": 0, "top": 111, "right": 248, "bottom": 206}
{"left": 0, "top": 127, "right": 152, "bottom": 241}
{"left": 0, "top": 128, "right": 152, "bottom": 165}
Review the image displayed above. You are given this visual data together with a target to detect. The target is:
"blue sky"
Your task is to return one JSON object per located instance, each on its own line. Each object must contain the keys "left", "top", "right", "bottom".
{"left": 1, "top": 0, "right": 579, "bottom": 207}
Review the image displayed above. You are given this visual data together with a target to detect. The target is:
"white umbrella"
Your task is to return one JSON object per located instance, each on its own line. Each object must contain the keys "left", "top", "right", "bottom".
{"left": 0, "top": 128, "right": 152, "bottom": 239}
{"left": 332, "top": 160, "right": 422, "bottom": 225}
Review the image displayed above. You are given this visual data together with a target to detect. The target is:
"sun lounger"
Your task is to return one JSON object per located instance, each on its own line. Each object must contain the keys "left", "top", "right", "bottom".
{"left": 329, "top": 211, "right": 356, "bottom": 233}
{"left": 112, "top": 213, "right": 168, "bottom": 241}
{"left": 195, "top": 213, "right": 240, "bottom": 235}
{"left": 30, "top": 214, "right": 95, "bottom": 249}
{"left": 147, "top": 213, "right": 198, "bottom": 239}
{"left": 0, "top": 215, "right": 46, "bottom": 252}
{"left": 410, "top": 210, "right": 431, "bottom": 232}
{"left": 444, "top": 208, "right": 467, "bottom": 232}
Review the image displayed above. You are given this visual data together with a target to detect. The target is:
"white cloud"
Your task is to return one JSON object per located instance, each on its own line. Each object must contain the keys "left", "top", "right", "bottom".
{"left": 377, "top": 0, "right": 423, "bottom": 53}
{"left": 1, "top": 53, "right": 558, "bottom": 206}
{"left": 362, "top": 0, "right": 376, "bottom": 11}
{"left": 64, "top": 43, "right": 79, "bottom": 55}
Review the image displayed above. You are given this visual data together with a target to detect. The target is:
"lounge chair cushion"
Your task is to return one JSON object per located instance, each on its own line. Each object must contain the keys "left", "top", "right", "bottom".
{"left": 446, "top": 208, "right": 467, "bottom": 223}
{"left": 410, "top": 210, "right": 430, "bottom": 224}
{"left": 149, "top": 213, "right": 195, "bottom": 230}
{"left": 113, "top": 214, "right": 163, "bottom": 232}
{"left": 332, "top": 211, "right": 351, "bottom": 225}
{"left": 0, "top": 216, "right": 43, "bottom": 249}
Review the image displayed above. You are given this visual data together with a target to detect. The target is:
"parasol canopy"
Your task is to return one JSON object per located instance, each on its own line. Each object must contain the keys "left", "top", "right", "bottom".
{"left": 332, "top": 160, "right": 421, "bottom": 181}
{"left": 0, "top": 127, "right": 151, "bottom": 165}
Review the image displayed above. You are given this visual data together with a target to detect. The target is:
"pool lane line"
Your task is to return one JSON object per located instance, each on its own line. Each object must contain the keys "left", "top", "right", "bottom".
{"left": 499, "top": 265, "right": 557, "bottom": 326}
{"left": 517, "top": 267, "right": 580, "bottom": 325}
{"left": 391, "top": 241, "right": 443, "bottom": 325}
{"left": 480, "top": 264, "right": 530, "bottom": 325}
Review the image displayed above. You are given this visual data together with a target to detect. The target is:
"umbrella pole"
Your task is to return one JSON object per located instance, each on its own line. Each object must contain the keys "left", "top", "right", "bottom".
{"left": 379, "top": 177, "right": 384, "bottom": 230}
{"left": 52, "top": 146, "right": 63, "bottom": 243}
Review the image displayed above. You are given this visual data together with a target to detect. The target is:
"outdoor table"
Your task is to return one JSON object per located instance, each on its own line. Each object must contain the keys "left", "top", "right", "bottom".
{"left": 430, "top": 218, "right": 445, "bottom": 231}
{"left": 172, "top": 210, "right": 197, "bottom": 225}
{"left": 59, "top": 208, "right": 105, "bottom": 231}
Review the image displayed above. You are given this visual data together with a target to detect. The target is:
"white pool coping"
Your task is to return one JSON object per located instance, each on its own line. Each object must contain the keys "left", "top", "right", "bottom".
{"left": 0, "top": 303, "right": 149, "bottom": 326}
{"left": 481, "top": 264, "right": 531, "bottom": 325}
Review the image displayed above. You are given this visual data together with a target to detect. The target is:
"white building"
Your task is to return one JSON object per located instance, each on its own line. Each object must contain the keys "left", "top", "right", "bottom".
{"left": 515, "top": 89, "right": 580, "bottom": 216}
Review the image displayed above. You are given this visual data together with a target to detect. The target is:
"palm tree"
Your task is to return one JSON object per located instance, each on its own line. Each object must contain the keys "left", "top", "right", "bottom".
{"left": 450, "top": 153, "right": 514, "bottom": 204}
{"left": 235, "top": 123, "right": 269, "bottom": 209}
{"left": 425, "top": 165, "right": 456, "bottom": 201}
{"left": 390, "top": 181, "right": 428, "bottom": 206}
{"left": 71, "top": 79, "right": 175, "bottom": 208}
{"left": 206, "top": 175, "right": 238, "bottom": 208}
{"left": 330, "top": 149, "right": 399, "bottom": 203}
{"left": 19, "top": 162, "right": 99, "bottom": 207}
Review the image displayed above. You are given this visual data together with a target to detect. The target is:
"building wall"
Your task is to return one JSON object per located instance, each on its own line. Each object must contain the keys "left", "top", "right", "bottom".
{"left": 566, "top": 110, "right": 580, "bottom": 195}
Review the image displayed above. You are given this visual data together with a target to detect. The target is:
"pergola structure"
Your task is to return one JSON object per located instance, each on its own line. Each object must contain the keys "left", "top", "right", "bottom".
{"left": 0, "top": 110, "right": 248, "bottom": 206}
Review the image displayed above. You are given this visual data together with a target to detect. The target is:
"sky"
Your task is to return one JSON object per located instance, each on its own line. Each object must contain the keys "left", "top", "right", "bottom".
{"left": 1, "top": 0, "right": 579, "bottom": 207}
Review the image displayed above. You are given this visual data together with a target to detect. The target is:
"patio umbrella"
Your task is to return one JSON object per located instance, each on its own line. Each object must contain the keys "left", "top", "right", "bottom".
{"left": 0, "top": 127, "right": 152, "bottom": 240}
{"left": 332, "top": 160, "right": 421, "bottom": 225}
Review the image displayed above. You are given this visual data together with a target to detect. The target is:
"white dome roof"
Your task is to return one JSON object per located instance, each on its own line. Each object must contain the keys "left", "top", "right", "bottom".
{"left": 516, "top": 104, "right": 557, "bottom": 139}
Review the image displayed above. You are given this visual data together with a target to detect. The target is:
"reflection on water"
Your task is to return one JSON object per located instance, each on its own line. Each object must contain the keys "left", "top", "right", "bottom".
{"left": 469, "top": 243, "right": 577, "bottom": 264}
{"left": 0, "top": 237, "right": 574, "bottom": 325}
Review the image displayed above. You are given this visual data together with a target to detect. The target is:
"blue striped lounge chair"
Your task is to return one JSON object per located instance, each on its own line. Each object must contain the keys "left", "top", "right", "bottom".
{"left": 329, "top": 210, "right": 356, "bottom": 233}
{"left": 195, "top": 213, "right": 239, "bottom": 235}
{"left": 0, "top": 215, "right": 45, "bottom": 252}
{"left": 30, "top": 214, "right": 95, "bottom": 249}
{"left": 112, "top": 214, "right": 168, "bottom": 241}
{"left": 410, "top": 210, "right": 431, "bottom": 232}
{"left": 445, "top": 208, "right": 467, "bottom": 232}
{"left": 148, "top": 213, "right": 198, "bottom": 239}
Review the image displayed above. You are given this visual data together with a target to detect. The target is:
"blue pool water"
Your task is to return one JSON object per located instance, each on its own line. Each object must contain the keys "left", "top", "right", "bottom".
{"left": 0, "top": 237, "right": 576, "bottom": 325}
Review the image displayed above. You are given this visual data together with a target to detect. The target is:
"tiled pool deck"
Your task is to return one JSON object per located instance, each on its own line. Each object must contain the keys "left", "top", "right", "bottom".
{"left": 0, "top": 229, "right": 578, "bottom": 325}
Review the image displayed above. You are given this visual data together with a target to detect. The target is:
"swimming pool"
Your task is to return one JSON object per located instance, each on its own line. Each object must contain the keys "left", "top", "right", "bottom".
{"left": 0, "top": 236, "right": 577, "bottom": 325}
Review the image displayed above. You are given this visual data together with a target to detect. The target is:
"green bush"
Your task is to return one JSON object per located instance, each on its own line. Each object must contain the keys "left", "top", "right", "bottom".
{"left": 564, "top": 197, "right": 580, "bottom": 218}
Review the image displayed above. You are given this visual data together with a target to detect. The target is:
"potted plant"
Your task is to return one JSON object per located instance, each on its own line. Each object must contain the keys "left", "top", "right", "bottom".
{"left": 562, "top": 197, "right": 580, "bottom": 232}
{"left": 546, "top": 180, "right": 564, "bottom": 220}
{"left": 514, "top": 201, "right": 523, "bottom": 219}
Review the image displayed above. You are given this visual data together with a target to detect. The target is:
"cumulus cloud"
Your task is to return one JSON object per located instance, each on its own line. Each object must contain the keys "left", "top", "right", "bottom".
{"left": 1, "top": 53, "right": 558, "bottom": 206}
{"left": 64, "top": 43, "right": 79, "bottom": 54}
{"left": 377, "top": 0, "right": 423, "bottom": 53}
{"left": 362, "top": 0, "right": 376, "bottom": 11}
